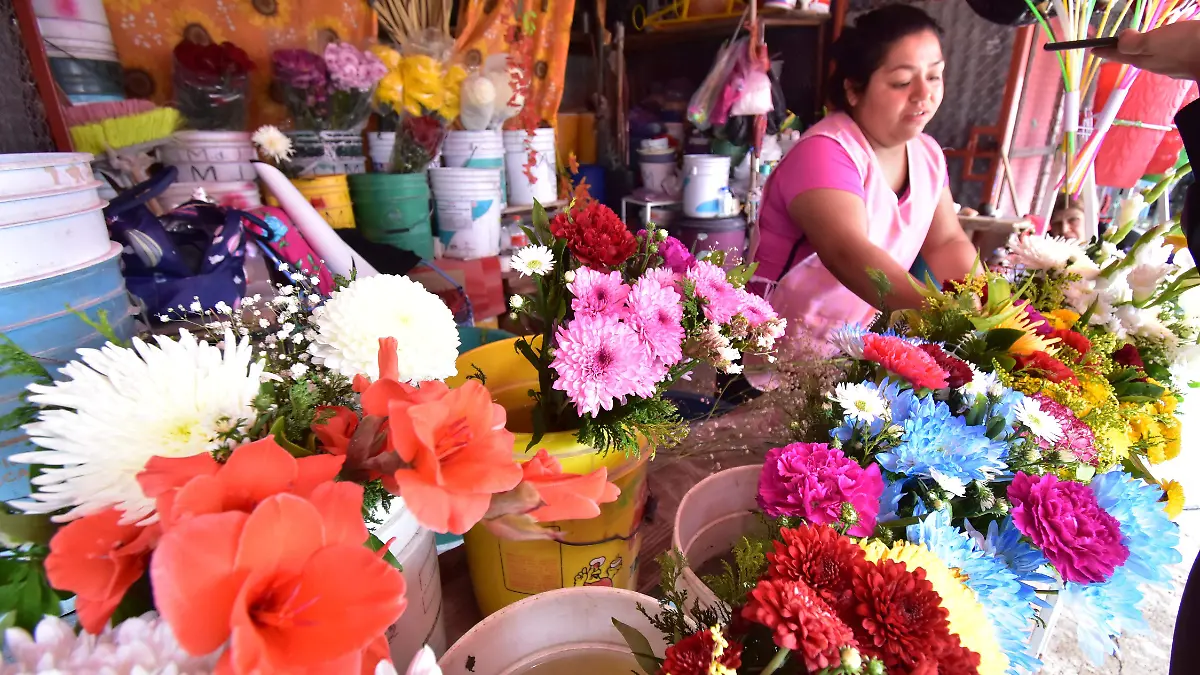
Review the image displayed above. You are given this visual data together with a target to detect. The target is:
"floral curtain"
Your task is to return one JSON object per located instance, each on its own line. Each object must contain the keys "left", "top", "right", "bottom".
{"left": 102, "top": 0, "right": 377, "bottom": 129}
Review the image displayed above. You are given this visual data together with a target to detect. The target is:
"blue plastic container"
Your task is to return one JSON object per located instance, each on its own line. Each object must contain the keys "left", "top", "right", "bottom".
{"left": 572, "top": 164, "right": 607, "bottom": 204}
{"left": 0, "top": 246, "right": 136, "bottom": 502}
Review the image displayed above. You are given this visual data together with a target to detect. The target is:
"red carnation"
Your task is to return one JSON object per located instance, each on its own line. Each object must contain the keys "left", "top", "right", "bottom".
{"left": 767, "top": 525, "right": 871, "bottom": 619}
{"left": 1113, "top": 343, "right": 1145, "bottom": 370}
{"left": 1050, "top": 329, "right": 1091, "bottom": 362}
{"left": 862, "top": 334, "right": 950, "bottom": 390}
{"left": 851, "top": 559, "right": 956, "bottom": 672}
{"left": 549, "top": 201, "right": 637, "bottom": 270}
{"left": 1013, "top": 351, "right": 1079, "bottom": 386}
{"left": 918, "top": 343, "right": 974, "bottom": 389}
{"left": 657, "top": 627, "right": 743, "bottom": 675}
{"left": 742, "top": 578, "right": 855, "bottom": 672}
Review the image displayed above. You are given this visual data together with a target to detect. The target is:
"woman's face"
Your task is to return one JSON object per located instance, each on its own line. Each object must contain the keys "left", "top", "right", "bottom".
{"left": 1051, "top": 207, "right": 1086, "bottom": 240}
{"left": 847, "top": 30, "right": 945, "bottom": 148}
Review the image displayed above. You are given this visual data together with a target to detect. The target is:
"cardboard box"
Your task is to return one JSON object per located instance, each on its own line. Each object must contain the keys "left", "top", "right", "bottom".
{"left": 409, "top": 256, "right": 506, "bottom": 322}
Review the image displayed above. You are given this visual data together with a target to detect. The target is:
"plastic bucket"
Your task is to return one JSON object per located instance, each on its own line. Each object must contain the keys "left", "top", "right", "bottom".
{"left": 638, "top": 149, "right": 678, "bottom": 194}
{"left": 0, "top": 243, "right": 136, "bottom": 502}
{"left": 503, "top": 129, "right": 557, "bottom": 207}
{"left": 33, "top": 0, "right": 110, "bottom": 25}
{"left": 47, "top": 58, "right": 122, "bottom": 98}
{"left": 0, "top": 181, "right": 104, "bottom": 225}
{"left": 167, "top": 161, "right": 257, "bottom": 183}
{"left": 429, "top": 167, "right": 502, "bottom": 260}
{"left": 668, "top": 215, "right": 746, "bottom": 266}
{"left": 445, "top": 338, "right": 651, "bottom": 616}
{"left": 288, "top": 130, "right": 367, "bottom": 177}
{"left": 161, "top": 131, "right": 256, "bottom": 164}
{"left": 441, "top": 130, "right": 506, "bottom": 207}
{"left": 44, "top": 45, "right": 118, "bottom": 61}
{"left": 0, "top": 204, "right": 112, "bottom": 284}
{"left": 371, "top": 503, "right": 448, "bottom": 666}
{"left": 367, "top": 131, "right": 397, "bottom": 173}
{"left": 672, "top": 465, "right": 764, "bottom": 613}
{"left": 37, "top": 17, "right": 114, "bottom": 43}
{"left": 0, "top": 153, "right": 96, "bottom": 198}
{"left": 348, "top": 173, "right": 434, "bottom": 259}
{"left": 682, "top": 154, "right": 731, "bottom": 218}
{"left": 439, "top": 587, "right": 666, "bottom": 674}
{"left": 265, "top": 174, "right": 355, "bottom": 229}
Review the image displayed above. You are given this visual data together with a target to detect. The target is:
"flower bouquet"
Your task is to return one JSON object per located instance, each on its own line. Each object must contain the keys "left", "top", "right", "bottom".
{"left": 502, "top": 199, "right": 785, "bottom": 455}
{"left": 272, "top": 44, "right": 387, "bottom": 132}
{"left": 367, "top": 40, "right": 462, "bottom": 175}
{"left": 172, "top": 39, "right": 255, "bottom": 130}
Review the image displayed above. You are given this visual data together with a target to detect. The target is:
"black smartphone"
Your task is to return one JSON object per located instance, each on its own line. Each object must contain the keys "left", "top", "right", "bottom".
{"left": 1043, "top": 37, "right": 1120, "bottom": 51}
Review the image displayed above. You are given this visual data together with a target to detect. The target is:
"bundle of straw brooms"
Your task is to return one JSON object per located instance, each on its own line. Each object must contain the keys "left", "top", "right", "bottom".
{"left": 370, "top": 0, "right": 454, "bottom": 44}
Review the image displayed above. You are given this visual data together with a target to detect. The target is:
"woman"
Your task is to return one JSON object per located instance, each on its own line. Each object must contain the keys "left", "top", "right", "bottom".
{"left": 747, "top": 4, "right": 976, "bottom": 386}
{"left": 1049, "top": 193, "right": 1086, "bottom": 240}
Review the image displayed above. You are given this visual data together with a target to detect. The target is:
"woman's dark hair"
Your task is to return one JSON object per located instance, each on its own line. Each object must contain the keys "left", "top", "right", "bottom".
{"left": 828, "top": 4, "right": 944, "bottom": 111}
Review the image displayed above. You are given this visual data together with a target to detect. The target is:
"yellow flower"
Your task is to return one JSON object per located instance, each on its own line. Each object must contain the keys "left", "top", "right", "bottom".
{"left": 438, "top": 64, "right": 468, "bottom": 122}
{"left": 997, "top": 310, "right": 1060, "bottom": 356}
{"left": 370, "top": 44, "right": 402, "bottom": 70}
{"left": 375, "top": 71, "right": 404, "bottom": 109}
{"left": 1102, "top": 426, "right": 1132, "bottom": 462}
{"left": 862, "top": 541, "right": 1009, "bottom": 675}
{"left": 1048, "top": 309, "right": 1080, "bottom": 330}
{"left": 1161, "top": 479, "right": 1185, "bottom": 519}
{"left": 1165, "top": 233, "right": 1189, "bottom": 253}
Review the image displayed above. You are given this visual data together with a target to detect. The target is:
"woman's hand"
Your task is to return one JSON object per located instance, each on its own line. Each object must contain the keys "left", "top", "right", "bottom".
{"left": 1093, "top": 25, "right": 1200, "bottom": 81}
{"left": 921, "top": 187, "right": 979, "bottom": 283}
{"left": 787, "top": 189, "right": 928, "bottom": 310}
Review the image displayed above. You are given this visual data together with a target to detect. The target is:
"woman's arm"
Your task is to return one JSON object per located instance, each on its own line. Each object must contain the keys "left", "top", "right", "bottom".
{"left": 920, "top": 186, "right": 978, "bottom": 283}
{"left": 787, "top": 189, "right": 928, "bottom": 310}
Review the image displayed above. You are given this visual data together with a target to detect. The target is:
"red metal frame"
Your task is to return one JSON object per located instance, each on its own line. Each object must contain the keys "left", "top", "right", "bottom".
{"left": 13, "top": 0, "right": 73, "bottom": 151}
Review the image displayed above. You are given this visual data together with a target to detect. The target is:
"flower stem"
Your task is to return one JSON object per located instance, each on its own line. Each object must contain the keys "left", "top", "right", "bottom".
{"left": 761, "top": 648, "right": 791, "bottom": 675}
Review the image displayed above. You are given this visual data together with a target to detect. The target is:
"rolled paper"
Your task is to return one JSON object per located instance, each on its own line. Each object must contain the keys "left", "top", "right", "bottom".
{"left": 252, "top": 161, "right": 378, "bottom": 278}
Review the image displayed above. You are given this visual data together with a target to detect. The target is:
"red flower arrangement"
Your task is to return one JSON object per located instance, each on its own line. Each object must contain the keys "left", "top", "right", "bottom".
{"left": 657, "top": 627, "right": 743, "bottom": 675}
{"left": 917, "top": 343, "right": 974, "bottom": 390}
{"left": 1013, "top": 351, "right": 1079, "bottom": 386}
{"left": 549, "top": 201, "right": 638, "bottom": 270}
{"left": 766, "top": 524, "right": 870, "bottom": 618}
{"left": 174, "top": 41, "right": 256, "bottom": 77}
{"left": 1050, "top": 329, "right": 1092, "bottom": 362}
{"left": 743, "top": 578, "right": 854, "bottom": 672}
{"left": 850, "top": 558, "right": 957, "bottom": 672}
{"left": 861, "top": 334, "right": 950, "bottom": 390}
{"left": 1113, "top": 343, "right": 1145, "bottom": 369}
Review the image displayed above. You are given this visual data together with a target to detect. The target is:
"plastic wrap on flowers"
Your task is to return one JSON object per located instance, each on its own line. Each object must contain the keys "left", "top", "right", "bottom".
{"left": 172, "top": 41, "right": 254, "bottom": 131}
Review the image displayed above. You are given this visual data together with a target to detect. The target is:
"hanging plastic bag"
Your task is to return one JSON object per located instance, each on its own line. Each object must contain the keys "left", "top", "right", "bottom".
{"left": 687, "top": 38, "right": 747, "bottom": 131}
{"left": 731, "top": 69, "right": 773, "bottom": 116}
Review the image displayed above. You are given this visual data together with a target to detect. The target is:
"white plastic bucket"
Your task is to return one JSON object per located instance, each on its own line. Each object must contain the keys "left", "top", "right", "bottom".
{"left": 37, "top": 18, "right": 114, "bottom": 45}
{"left": 682, "top": 154, "right": 731, "bottom": 218}
{"left": 0, "top": 205, "right": 112, "bottom": 284}
{"left": 0, "top": 153, "right": 95, "bottom": 199}
{"left": 438, "top": 587, "right": 667, "bottom": 675}
{"left": 368, "top": 132, "right": 396, "bottom": 172}
{"left": 160, "top": 180, "right": 261, "bottom": 211}
{"left": 161, "top": 131, "right": 256, "bottom": 164}
{"left": 44, "top": 45, "right": 118, "bottom": 61}
{"left": 371, "top": 502, "right": 448, "bottom": 667}
{"left": 430, "top": 167, "right": 503, "bottom": 260}
{"left": 503, "top": 129, "right": 557, "bottom": 206}
{"left": 168, "top": 161, "right": 258, "bottom": 183}
{"left": 441, "top": 130, "right": 506, "bottom": 207}
{"left": 0, "top": 181, "right": 104, "bottom": 225}
{"left": 672, "top": 464, "right": 763, "bottom": 613}
{"left": 33, "top": 0, "right": 110, "bottom": 25}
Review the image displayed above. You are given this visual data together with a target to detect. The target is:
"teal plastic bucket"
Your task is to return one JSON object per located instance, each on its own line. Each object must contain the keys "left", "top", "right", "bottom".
{"left": 349, "top": 173, "right": 435, "bottom": 259}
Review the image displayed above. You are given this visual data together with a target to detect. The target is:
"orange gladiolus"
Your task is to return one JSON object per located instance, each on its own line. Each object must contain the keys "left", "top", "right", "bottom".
{"left": 519, "top": 449, "right": 621, "bottom": 523}
{"left": 150, "top": 490, "right": 406, "bottom": 674}
{"left": 311, "top": 406, "right": 359, "bottom": 456}
{"left": 154, "top": 436, "right": 345, "bottom": 529}
{"left": 45, "top": 508, "right": 160, "bottom": 634}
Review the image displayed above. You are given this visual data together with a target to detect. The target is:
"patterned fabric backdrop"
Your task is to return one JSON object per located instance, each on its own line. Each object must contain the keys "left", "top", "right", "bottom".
{"left": 102, "top": 0, "right": 377, "bottom": 129}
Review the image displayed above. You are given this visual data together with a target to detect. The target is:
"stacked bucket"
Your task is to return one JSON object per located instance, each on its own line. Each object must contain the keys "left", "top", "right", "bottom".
{"left": 0, "top": 153, "right": 136, "bottom": 501}
{"left": 503, "top": 128, "right": 557, "bottom": 207}
{"left": 34, "top": 0, "right": 124, "bottom": 104}
{"left": 158, "top": 131, "right": 263, "bottom": 211}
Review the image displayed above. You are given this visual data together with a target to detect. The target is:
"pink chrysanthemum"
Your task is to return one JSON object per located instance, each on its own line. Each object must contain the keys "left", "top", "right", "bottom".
{"left": 551, "top": 315, "right": 649, "bottom": 417}
{"left": 568, "top": 267, "right": 630, "bottom": 319}
{"left": 628, "top": 276, "right": 685, "bottom": 368}
{"left": 736, "top": 288, "right": 779, "bottom": 327}
{"left": 1008, "top": 472, "right": 1129, "bottom": 584}
{"left": 686, "top": 260, "right": 740, "bottom": 324}
{"left": 1033, "top": 393, "right": 1099, "bottom": 465}
{"left": 757, "top": 443, "right": 885, "bottom": 536}
{"left": 645, "top": 266, "right": 681, "bottom": 290}
{"left": 861, "top": 334, "right": 949, "bottom": 390}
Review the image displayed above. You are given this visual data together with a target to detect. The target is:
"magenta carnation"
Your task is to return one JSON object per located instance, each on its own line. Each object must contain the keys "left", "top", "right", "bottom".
{"left": 1019, "top": 302, "right": 1054, "bottom": 336}
{"left": 1008, "top": 472, "right": 1129, "bottom": 584}
{"left": 568, "top": 267, "right": 630, "bottom": 319}
{"left": 628, "top": 275, "right": 685, "bottom": 368}
{"left": 686, "top": 260, "right": 740, "bottom": 324}
{"left": 757, "top": 443, "right": 885, "bottom": 536}
{"left": 1032, "top": 393, "right": 1098, "bottom": 465}
{"left": 659, "top": 236, "right": 696, "bottom": 274}
{"left": 551, "top": 314, "right": 649, "bottom": 417}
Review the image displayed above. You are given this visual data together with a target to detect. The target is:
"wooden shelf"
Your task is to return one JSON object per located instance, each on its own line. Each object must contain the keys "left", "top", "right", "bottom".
{"left": 625, "top": 9, "right": 830, "bottom": 49}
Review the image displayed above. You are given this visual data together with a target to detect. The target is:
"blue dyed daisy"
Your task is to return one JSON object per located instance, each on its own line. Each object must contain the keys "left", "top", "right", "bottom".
{"left": 965, "top": 517, "right": 1055, "bottom": 588}
{"left": 1060, "top": 471, "right": 1183, "bottom": 665}
{"left": 909, "top": 510, "right": 1043, "bottom": 674}
{"left": 877, "top": 476, "right": 909, "bottom": 522}
{"left": 875, "top": 395, "right": 1008, "bottom": 495}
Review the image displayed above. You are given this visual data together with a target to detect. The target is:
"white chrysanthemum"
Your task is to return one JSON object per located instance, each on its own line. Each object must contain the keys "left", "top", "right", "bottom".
{"left": 831, "top": 382, "right": 888, "bottom": 424}
{"left": 960, "top": 366, "right": 1003, "bottom": 400}
{"left": 828, "top": 324, "right": 866, "bottom": 358}
{"left": 0, "top": 612, "right": 220, "bottom": 674}
{"left": 252, "top": 124, "right": 294, "bottom": 163}
{"left": 308, "top": 274, "right": 460, "bottom": 383}
{"left": 1007, "top": 234, "right": 1100, "bottom": 277}
{"left": 1013, "top": 397, "right": 1063, "bottom": 444}
{"left": 1115, "top": 305, "right": 1177, "bottom": 343}
{"left": 510, "top": 245, "right": 555, "bottom": 277}
{"left": 11, "top": 330, "right": 262, "bottom": 524}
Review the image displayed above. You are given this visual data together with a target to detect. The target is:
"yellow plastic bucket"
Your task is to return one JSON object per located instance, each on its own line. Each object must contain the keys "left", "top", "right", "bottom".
{"left": 447, "top": 337, "right": 650, "bottom": 616}
{"left": 265, "top": 174, "right": 356, "bottom": 230}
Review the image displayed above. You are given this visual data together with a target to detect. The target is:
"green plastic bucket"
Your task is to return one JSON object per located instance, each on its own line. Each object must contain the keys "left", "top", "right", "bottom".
{"left": 349, "top": 173, "right": 435, "bottom": 260}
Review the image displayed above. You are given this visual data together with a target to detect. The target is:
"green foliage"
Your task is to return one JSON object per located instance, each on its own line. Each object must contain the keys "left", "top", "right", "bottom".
{"left": 0, "top": 552, "right": 66, "bottom": 633}
{"left": 0, "top": 336, "right": 52, "bottom": 433}
{"left": 366, "top": 532, "right": 404, "bottom": 571}
{"left": 701, "top": 535, "right": 768, "bottom": 609}
{"left": 576, "top": 395, "right": 687, "bottom": 456}
{"left": 464, "top": 364, "right": 487, "bottom": 385}
{"left": 67, "top": 307, "right": 127, "bottom": 347}
{"left": 640, "top": 550, "right": 725, "bottom": 644}
{"left": 362, "top": 480, "right": 395, "bottom": 525}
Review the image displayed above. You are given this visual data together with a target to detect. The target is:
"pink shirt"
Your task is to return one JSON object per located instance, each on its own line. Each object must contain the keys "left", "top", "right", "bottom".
{"left": 756, "top": 132, "right": 949, "bottom": 282}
